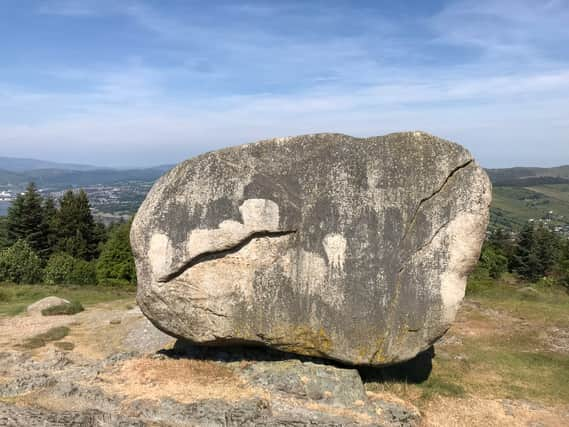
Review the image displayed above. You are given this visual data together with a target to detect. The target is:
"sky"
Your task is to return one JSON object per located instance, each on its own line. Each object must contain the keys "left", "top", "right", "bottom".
{"left": 0, "top": 0, "right": 568, "bottom": 168}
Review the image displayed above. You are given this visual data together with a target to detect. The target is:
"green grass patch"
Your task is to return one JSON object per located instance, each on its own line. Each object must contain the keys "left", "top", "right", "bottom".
{"left": 467, "top": 276, "right": 569, "bottom": 326}
{"left": 366, "top": 277, "right": 569, "bottom": 405}
{"left": 19, "top": 326, "right": 70, "bottom": 349}
{"left": 459, "top": 335, "right": 569, "bottom": 403}
{"left": 41, "top": 300, "right": 84, "bottom": 316}
{"left": 54, "top": 341, "right": 75, "bottom": 351}
{"left": 491, "top": 185, "right": 569, "bottom": 230}
{"left": 0, "top": 284, "right": 135, "bottom": 317}
{"left": 418, "top": 376, "right": 466, "bottom": 400}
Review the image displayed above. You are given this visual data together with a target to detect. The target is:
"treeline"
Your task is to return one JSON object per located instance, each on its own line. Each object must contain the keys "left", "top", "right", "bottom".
{"left": 0, "top": 183, "right": 136, "bottom": 286}
{"left": 476, "top": 223, "right": 569, "bottom": 289}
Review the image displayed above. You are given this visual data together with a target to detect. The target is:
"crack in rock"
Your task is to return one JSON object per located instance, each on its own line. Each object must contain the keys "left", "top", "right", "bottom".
{"left": 157, "top": 230, "right": 297, "bottom": 283}
{"left": 400, "top": 159, "right": 473, "bottom": 245}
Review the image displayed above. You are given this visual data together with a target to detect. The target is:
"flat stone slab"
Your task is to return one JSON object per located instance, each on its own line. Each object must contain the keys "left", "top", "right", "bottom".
{"left": 131, "top": 132, "right": 491, "bottom": 365}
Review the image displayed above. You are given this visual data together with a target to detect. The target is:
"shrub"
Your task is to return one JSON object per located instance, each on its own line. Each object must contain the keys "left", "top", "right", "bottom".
{"left": 70, "top": 259, "right": 97, "bottom": 285}
{"left": 0, "top": 240, "right": 43, "bottom": 284}
{"left": 41, "top": 300, "right": 84, "bottom": 316}
{"left": 44, "top": 253, "right": 97, "bottom": 285}
{"left": 43, "top": 253, "right": 75, "bottom": 285}
{"left": 479, "top": 244, "right": 508, "bottom": 279}
{"left": 96, "top": 222, "right": 136, "bottom": 286}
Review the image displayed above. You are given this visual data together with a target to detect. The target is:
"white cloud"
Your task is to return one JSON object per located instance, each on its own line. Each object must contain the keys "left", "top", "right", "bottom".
{"left": 8, "top": 0, "right": 569, "bottom": 167}
{"left": 37, "top": 0, "right": 100, "bottom": 16}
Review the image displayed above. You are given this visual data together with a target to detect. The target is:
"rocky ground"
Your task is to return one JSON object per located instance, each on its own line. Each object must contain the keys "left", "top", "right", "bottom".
{"left": 0, "top": 291, "right": 568, "bottom": 426}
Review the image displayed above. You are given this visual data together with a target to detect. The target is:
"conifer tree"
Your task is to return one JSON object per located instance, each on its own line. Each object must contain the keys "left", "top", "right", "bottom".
{"left": 6, "top": 183, "right": 49, "bottom": 258}
{"left": 42, "top": 197, "right": 58, "bottom": 255}
{"left": 511, "top": 223, "right": 540, "bottom": 281}
{"left": 559, "top": 240, "right": 569, "bottom": 290}
{"left": 0, "top": 217, "right": 8, "bottom": 250}
{"left": 54, "top": 190, "right": 99, "bottom": 260}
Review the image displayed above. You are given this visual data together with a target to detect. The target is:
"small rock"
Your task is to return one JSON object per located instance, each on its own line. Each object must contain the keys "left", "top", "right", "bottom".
{"left": 26, "top": 297, "right": 70, "bottom": 316}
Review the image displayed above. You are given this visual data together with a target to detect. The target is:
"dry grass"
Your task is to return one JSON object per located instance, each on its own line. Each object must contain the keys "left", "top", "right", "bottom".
{"left": 100, "top": 357, "right": 262, "bottom": 403}
{"left": 18, "top": 326, "right": 70, "bottom": 349}
{"left": 423, "top": 396, "right": 569, "bottom": 427}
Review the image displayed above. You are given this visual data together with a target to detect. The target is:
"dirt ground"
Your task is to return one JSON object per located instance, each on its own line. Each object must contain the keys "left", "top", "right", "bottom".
{"left": 0, "top": 291, "right": 568, "bottom": 426}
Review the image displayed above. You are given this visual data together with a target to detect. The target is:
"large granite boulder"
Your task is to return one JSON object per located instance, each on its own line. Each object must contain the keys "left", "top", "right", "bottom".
{"left": 131, "top": 132, "right": 491, "bottom": 366}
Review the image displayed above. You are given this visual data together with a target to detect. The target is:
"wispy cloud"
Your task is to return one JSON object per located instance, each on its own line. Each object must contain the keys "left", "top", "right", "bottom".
{"left": 431, "top": 0, "right": 569, "bottom": 65}
{"left": 37, "top": 0, "right": 100, "bottom": 16}
{"left": 4, "top": 0, "right": 569, "bottom": 167}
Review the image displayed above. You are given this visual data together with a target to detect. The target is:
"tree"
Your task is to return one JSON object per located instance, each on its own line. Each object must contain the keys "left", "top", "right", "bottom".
{"left": 42, "top": 197, "right": 58, "bottom": 256}
{"left": 488, "top": 227, "right": 515, "bottom": 269}
{"left": 477, "top": 243, "right": 508, "bottom": 279}
{"left": 0, "top": 217, "right": 8, "bottom": 250}
{"left": 53, "top": 190, "right": 99, "bottom": 260}
{"left": 556, "top": 239, "right": 569, "bottom": 291}
{"left": 511, "top": 223, "right": 541, "bottom": 281}
{"left": 534, "top": 224, "right": 560, "bottom": 277}
{"left": 6, "top": 183, "right": 50, "bottom": 258}
{"left": 511, "top": 223, "right": 561, "bottom": 281}
{"left": 96, "top": 221, "right": 136, "bottom": 286}
{"left": 0, "top": 240, "right": 43, "bottom": 284}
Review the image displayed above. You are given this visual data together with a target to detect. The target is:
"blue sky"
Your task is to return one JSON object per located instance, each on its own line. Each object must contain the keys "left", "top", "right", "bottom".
{"left": 1, "top": 0, "right": 568, "bottom": 168}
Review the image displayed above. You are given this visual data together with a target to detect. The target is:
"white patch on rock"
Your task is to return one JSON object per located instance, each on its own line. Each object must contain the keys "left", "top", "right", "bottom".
{"left": 185, "top": 199, "right": 280, "bottom": 262}
{"left": 239, "top": 199, "right": 280, "bottom": 229}
{"left": 149, "top": 233, "right": 174, "bottom": 279}
{"left": 283, "top": 247, "right": 345, "bottom": 309}
{"left": 439, "top": 213, "right": 486, "bottom": 323}
{"left": 323, "top": 233, "right": 347, "bottom": 272}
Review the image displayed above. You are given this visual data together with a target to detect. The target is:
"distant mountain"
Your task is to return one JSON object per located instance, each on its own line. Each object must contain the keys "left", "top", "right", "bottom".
{"left": 486, "top": 165, "right": 569, "bottom": 186}
{"left": 0, "top": 156, "right": 99, "bottom": 172}
{"left": 0, "top": 167, "right": 171, "bottom": 189}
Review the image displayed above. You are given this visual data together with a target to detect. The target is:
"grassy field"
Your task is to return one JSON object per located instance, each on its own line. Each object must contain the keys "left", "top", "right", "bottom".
{"left": 366, "top": 276, "right": 569, "bottom": 407}
{"left": 0, "top": 283, "right": 135, "bottom": 316}
{"left": 491, "top": 184, "right": 569, "bottom": 230}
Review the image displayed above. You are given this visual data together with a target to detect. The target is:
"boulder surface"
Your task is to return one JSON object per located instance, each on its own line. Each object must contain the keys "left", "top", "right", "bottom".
{"left": 131, "top": 132, "right": 491, "bottom": 365}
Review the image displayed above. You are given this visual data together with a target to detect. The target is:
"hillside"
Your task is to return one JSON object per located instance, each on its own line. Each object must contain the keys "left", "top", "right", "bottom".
{"left": 0, "top": 166, "right": 171, "bottom": 190}
{"left": 487, "top": 165, "right": 569, "bottom": 186}
{"left": 1, "top": 158, "right": 569, "bottom": 234}
{"left": 486, "top": 165, "right": 569, "bottom": 234}
{"left": 0, "top": 157, "right": 98, "bottom": 172}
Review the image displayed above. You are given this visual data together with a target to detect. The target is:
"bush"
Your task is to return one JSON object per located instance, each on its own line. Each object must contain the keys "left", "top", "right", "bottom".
{"left": 0, "top": 240, "right": 43, "bottom": 284}
{"left": 44, "top": 253, "right": 97, "bottom": 285}
{"left": 96, "top": 222, "right": 136, "bottom": 286}
{"left": 71, "top": 259, "right": 97, "bottom": 285}
{"left": 43, "top": 253, "right": 75, "bottom": 284}
{"left": 477, "top": 244, "right": 509, "bottom": 279}
{"left": 41, "top": 300, "right": 84, "bottom": 316}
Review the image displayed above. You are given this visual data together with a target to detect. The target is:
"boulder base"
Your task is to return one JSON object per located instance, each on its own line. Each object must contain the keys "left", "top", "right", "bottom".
{"left": 131, "top": 132, "right": 491, "bottom": 365}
